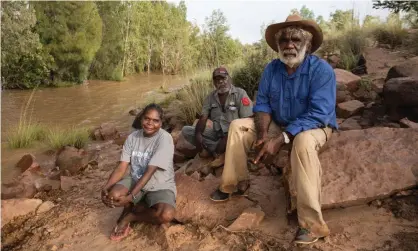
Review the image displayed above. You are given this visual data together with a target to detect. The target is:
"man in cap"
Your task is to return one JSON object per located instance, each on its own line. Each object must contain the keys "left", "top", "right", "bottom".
{"left": 181, "top": 67, "right": 253, "bottom": 160}
{"left": 210, "top": 15, "right": 337, "bottom": 244}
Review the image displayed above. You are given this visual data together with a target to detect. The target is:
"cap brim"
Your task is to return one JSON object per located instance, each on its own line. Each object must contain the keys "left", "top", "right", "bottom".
{"left": 213, "top": 73, "right": 228, "bottom": 78}
{"left": 265, "top": 20, "right": 323, "bottom": 53}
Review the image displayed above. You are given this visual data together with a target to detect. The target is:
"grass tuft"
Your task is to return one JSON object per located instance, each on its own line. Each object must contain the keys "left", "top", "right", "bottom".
{"left": 45, "top": 126, "right": 90, "bottom": 149}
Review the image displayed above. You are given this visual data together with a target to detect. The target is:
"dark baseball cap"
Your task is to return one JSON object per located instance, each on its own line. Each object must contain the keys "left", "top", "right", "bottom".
{"left": 212, "top": 67, "right": 229, "bottom": 78}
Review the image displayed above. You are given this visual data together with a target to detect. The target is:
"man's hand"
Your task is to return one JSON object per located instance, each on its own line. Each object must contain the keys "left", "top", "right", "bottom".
{"left": 253, "top": 134, "right": 285, "bottom": 165}
{"left": 112, "top": 194, "right": 133, "bottom": 207}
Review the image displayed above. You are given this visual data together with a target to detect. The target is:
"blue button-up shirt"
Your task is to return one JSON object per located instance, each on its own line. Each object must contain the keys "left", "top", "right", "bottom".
{"left": 253, "top": 55, "right": 337, "bottom": 136}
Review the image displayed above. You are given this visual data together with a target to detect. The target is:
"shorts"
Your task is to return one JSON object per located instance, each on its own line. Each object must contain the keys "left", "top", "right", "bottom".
{"left": 116, "top": 176, "right": 176, "bottom": 208}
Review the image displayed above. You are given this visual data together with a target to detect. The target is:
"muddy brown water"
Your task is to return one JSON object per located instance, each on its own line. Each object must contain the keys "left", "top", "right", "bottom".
{"left": 1, "top": 73, "right": 188, "bottom": 181}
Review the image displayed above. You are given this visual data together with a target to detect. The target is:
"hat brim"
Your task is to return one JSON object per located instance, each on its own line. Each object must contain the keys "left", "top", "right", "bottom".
{"left": 265, "top": 20, "right": 323, "bottom": 53}
{"left": 213, "top": 73, "right": 228, "bottom": 78}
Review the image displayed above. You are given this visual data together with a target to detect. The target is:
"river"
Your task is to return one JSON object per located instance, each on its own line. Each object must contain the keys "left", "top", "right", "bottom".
{"left": 1, "top": 73, "right": 188, "bottom": 180}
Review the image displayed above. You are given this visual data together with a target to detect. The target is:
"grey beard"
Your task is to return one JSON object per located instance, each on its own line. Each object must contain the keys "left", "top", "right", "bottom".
{"left": 217, "top": 86, "right": 230, "bottom": 94}
{"left": 278, "top": 45, "right": 307, "bottom": 68}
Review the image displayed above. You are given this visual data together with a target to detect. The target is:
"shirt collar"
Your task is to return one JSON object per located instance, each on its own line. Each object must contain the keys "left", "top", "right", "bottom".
{"left": 212, "top": 84, "right": 237, "bottom": 99}
{"left": 279, "top": 54, "right": 310, "bottom": 78}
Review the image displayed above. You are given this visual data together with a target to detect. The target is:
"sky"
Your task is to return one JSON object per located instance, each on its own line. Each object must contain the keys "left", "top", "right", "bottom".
{"left": 170, "top": 0, "right": 391, "bottom": 44}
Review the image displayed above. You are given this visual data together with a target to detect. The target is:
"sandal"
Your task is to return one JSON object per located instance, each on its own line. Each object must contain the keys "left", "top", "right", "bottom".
{"left": 110, "top": 223, "right": 132, "bottom": 241}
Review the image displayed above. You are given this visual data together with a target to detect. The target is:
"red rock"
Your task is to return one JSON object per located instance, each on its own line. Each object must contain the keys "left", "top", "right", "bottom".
{"left": 97, "top": 144, "right": 121, "bottom": 171}
{"left": 174, "top": 173, "right": 253, "bottom": 228}
{"left": 100, "top": 123, "right": 119, "bottom": 140}
{"left": 113, "top": 132, "right": 128, "bottom": 146}
{"left": 383, "top": 77, "right": 418, "bottom": 120}
{"left": 339, "top": 117, "right": 362, "bottom": 130}
{"left": 15, "top": 154, "right": 39, "bottom": 173}
{"left": 335, "top": 69, "right": 361, "bottom": 93}
{"left": 399, "top": 117, "right": 418, "bottom": 129}
{"left": 273, "top": 149, "right": 290, "bottom": 168}
{"left": 92, "top": 128, "right": 103, "bottom": 141}
{"left": 34, "top": 178, "right": 61, "bottom": 192}
{"left": 337, "top": 90, "right": 350, "bottom": 103}
{"left": 327, "top": 55, "right": 340, "bottom": 69}
{"left": 372, "top": 78, "right": 385, "bottom": 94}
{"left": 36, "top": 201, "right": 55, "bottom": 214}
{"left": 258, "top": 167, "right": 271, "bottom": 176}
{"left": 190, "top": 171, "right": 201, "bottom": 181}
{"left": 386, "top": 56, "right": 418, "bottom": 81}
{"left": 337, "top": 100, "right": 365, "bottom": 118}
{"left": 175, "top": 133, "right": 198, "bottom": 158}
{"left": 170, "top": 128, "right": 182, "bottom": 146}
{"left": 1, "top": 182, "right": 24, "bottom": 200}
{"left": 227, "top": 207, "right": 265, "bottom": 232}
{"left": 248, "top": 175, "right": 284, "bottom": 217}
{"left": 173, "top": 150, "right": 187, "bottom": 164}
{"left": 56, "top": 146, "right": 90, "bottom": 175}
{"left": 60, "top": 176, "right": 77, "bottom": 191}
{"left": 286, "top": 128, "right": 418, "bottom": 211}
{"left": 214, "top": 167, "right": 223, "bottom": 178}
{"left": 185, "top": 156, "right": 212, "bottom": 175}
{"left": 1, "top": 198, "right": 43, "bottom": 227}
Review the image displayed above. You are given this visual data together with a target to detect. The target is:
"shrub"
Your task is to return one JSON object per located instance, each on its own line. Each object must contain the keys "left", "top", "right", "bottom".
{"left": 233, "top": 53, "right": 269, "bottom": 98}
{"left": 176, "top": 78, "right": 213, "bottom": 124}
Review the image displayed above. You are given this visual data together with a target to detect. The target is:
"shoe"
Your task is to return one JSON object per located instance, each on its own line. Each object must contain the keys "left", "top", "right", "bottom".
{"left": 293, "top": 228, "right": 320, "bottom": 244}
{"left": 210, "top": 189, "right": 230, "bottom": 202}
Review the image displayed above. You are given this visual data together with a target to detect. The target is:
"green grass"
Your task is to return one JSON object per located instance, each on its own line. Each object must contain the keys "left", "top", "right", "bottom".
{"left": 45, "top": 126, "right": 90, "bottom": 149}
{"left": 7, "top": 123, "right": 48, "bottom": 148}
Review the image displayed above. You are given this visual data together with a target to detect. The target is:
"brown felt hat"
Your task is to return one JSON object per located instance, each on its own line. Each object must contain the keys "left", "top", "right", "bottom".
{"left": 265, "top": 14, "right": 323, "bottom": 53}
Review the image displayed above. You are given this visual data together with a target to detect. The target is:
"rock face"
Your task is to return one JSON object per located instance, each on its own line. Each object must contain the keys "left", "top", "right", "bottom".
{"left": 286, "top": 128, "right": 418, "bottom": 211}
{"left": 337, "top": 100, "right": 365, "bottom": 118}
{"left": 339, "top": 117, "right": 362, "bottom": 131}
{"left": 386, "top": 56, "right": 418, "bottom": 81}
{"left": 15, "top": 154, "right": 39, "bottom": 173}
{"left": 175, "top": 134, "right": 198, "bottom": 158}
{"left": 174, "top": 173, "right": 253, "bottom": 228}
{"left": 227, "top": 207, "right": 265, "bottom": 232}
{"left": 92, "top": 123, "right": 119, "bottom": 141}
{"left": 96, "top": 144, "right": 121, "bottom": 171}
{"left": 383, "top": 77, "right": 418, "bottom": 121}
{"left": 335, "top": 69, "right": 361, "bottom": 93}
{"left": 56, "top": 146, "right": 91, "bottom": 176}
{"left": 1, "top": 198, "right": 43, "bottom": 227}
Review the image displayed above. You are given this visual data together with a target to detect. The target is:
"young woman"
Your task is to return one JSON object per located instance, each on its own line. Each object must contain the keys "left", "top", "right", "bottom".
{"left": 101, "top": 103, "right": 176, "bottom": 241}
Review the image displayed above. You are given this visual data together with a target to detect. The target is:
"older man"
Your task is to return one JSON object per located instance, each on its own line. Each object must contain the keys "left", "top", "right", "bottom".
{"left": 210, "top": 15, "right": 337, "bottom": 244}
{"left": 182, "top": 67, "right": 253, "bottom": 158}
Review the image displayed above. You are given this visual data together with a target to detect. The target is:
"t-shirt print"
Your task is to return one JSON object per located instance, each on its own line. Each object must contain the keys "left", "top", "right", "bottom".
{"left": 130, "top": 150, "right": 153, "bottom": 180}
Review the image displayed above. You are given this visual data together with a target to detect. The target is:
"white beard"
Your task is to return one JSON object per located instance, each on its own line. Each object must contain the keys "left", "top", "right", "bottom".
{"left": 278, "top": 45, "right": 307, "bottom": 68}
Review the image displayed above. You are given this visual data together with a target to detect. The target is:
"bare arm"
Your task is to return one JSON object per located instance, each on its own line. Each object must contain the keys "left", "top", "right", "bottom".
{"left": 195, "top": 115, "right": 208, "bottom": 138}
{"left": 103, "top": 161, "right": 129, "bottom": 190}
{"left": 254, "top": 112, "right": 272, "bottom": 141}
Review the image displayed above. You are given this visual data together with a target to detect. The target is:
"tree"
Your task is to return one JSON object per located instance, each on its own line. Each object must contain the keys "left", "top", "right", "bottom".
{"left": 290, "top": 5, "right": 315, "bottom": 20}
{"left": 90, "top": 1, "right": 126, "bottom": 80}
{"left": 363, "top": 15, "right": 381, "bottom": 28}
{"left": 329, "top": 9, "right": 359, "bottom": 30}
{"left": 316, "top": 15, "right": 329, "bottom": 33}
{"left": 34, "top": 2, "right": 102, "bottom": 83}
{"left": 373, "top": 1, "right": 418, "bottom": 13}
{"left": 1, "top": 1, "right": 52, "bottom": 89}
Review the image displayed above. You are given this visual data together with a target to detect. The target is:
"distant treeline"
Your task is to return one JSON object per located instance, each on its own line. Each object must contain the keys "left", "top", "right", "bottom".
{"left": 1, "top": 1, "right": 243, "bottom": 89}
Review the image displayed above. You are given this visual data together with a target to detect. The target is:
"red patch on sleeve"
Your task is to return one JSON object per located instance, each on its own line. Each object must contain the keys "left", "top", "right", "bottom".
{"left": 241, "top": 97, "right": 250, "bottom": 106}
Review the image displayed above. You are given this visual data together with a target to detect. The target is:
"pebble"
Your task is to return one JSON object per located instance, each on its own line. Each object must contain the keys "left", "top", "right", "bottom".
{"left": 49, "top": 245, "right": 58, "bottom": 251}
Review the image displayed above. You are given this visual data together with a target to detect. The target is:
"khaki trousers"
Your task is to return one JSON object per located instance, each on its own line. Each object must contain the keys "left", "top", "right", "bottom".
{"left": 219, "top": 118, "right": 332, "bottom": 237}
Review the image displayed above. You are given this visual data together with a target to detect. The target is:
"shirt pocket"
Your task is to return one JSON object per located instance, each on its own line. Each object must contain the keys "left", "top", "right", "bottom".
{"left": 269, "top": 86, "right": 281, "bottom": 110}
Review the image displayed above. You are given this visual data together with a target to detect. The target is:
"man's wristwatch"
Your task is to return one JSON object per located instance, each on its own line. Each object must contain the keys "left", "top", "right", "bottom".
{"left": 282, "top": 132, "right": 290, "bottom": 144}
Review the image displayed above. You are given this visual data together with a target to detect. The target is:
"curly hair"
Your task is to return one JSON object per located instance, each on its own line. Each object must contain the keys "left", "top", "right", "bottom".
{"left": 131, "top": 103, "right": 164, "bottom": 129}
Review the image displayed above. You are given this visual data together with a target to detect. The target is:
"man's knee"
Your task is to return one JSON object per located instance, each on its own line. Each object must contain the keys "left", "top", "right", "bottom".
{"left": 158, "top": 206, "right": 175, "bottom": 223}
{"left": 181, "top": 126, "right": 195, "bottom": 142}
{"left": 229, "top": 118, "right": 248, "bottom": 134}
{"left": 108, "top": 185, "right": 128, "bottom": 199}
{"left": 292, "top": 131, "right": 317, "bottom": 154}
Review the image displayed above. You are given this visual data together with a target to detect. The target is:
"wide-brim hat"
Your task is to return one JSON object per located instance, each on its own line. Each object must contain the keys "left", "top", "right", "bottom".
{"left": 265, "top": 14, "right": 323, "bottom": 53}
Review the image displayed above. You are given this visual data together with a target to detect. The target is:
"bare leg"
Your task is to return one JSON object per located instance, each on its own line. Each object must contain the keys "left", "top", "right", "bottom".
{"left": 116, "top": 203, "right": 175, "bottom": 228}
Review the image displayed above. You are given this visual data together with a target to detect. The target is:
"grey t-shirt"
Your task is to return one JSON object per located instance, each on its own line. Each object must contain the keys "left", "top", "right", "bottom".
{"left": 120, "top": 129, "right": 176, "bottom": 195}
